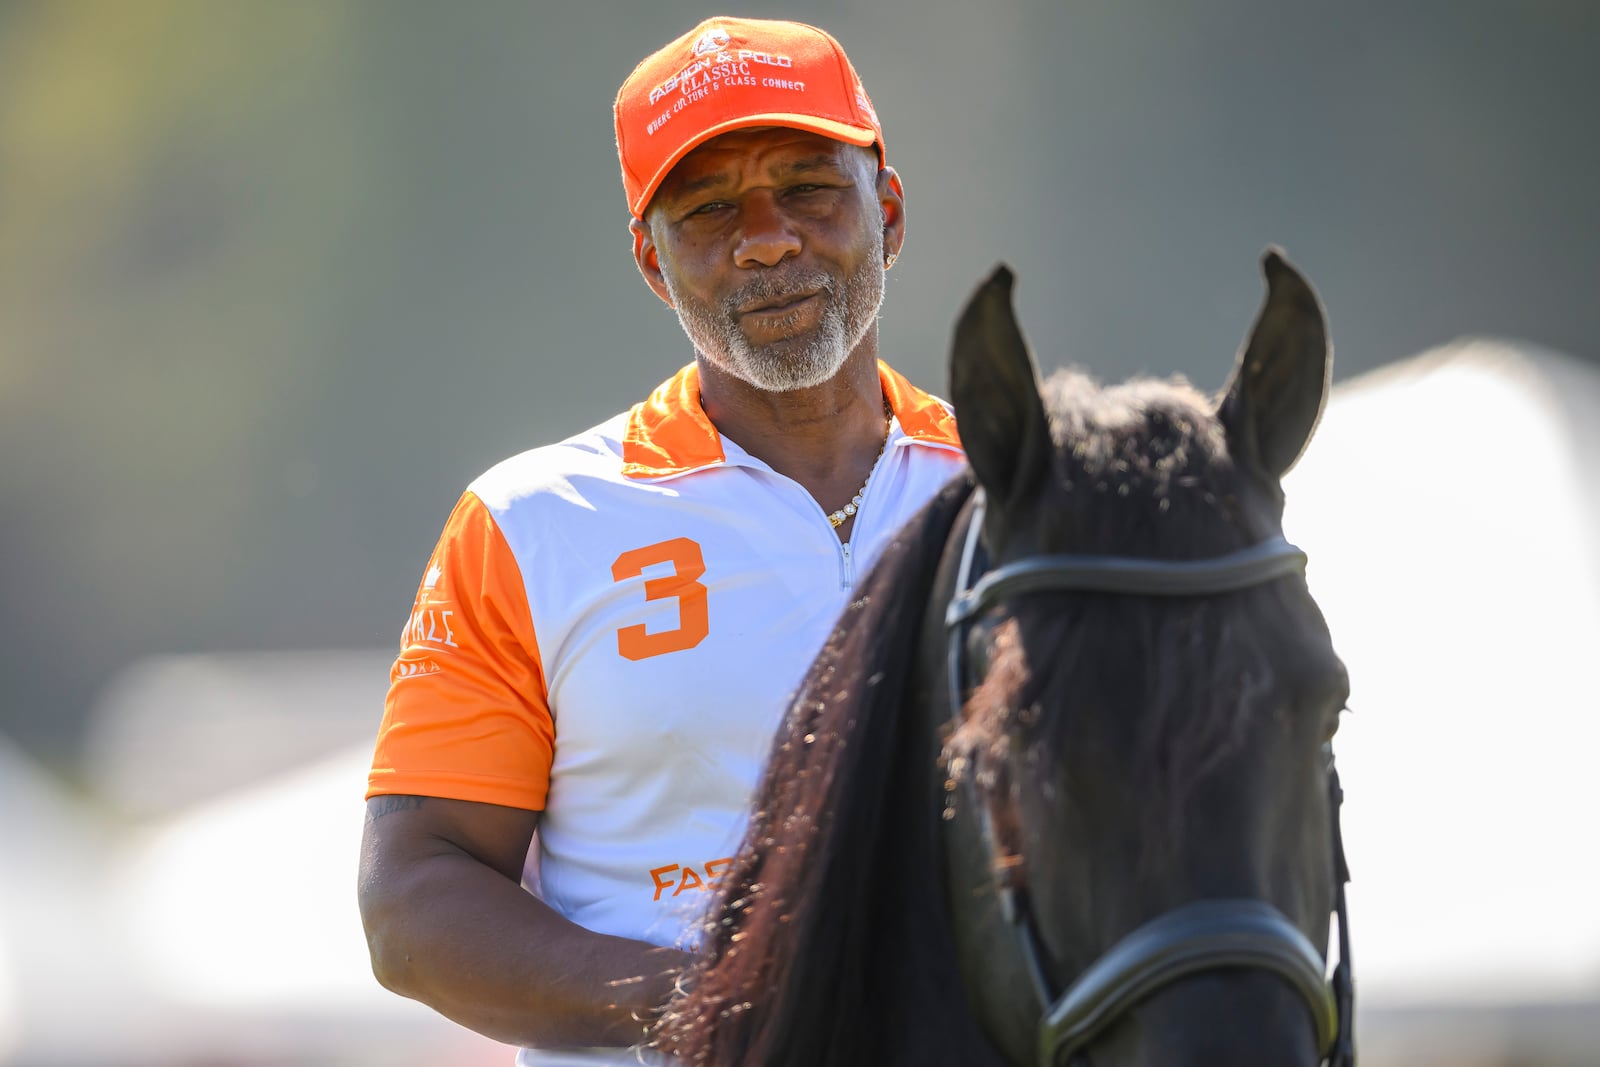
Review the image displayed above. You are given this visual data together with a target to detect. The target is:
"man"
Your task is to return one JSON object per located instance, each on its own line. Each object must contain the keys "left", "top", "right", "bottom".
{"left": 357, "top": 17, "right": 964, "bottom": 1066}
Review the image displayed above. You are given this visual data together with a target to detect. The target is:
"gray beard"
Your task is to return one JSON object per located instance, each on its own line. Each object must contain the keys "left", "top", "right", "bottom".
{"left": 664, "top": 236, "right": 886, "bottom": 393}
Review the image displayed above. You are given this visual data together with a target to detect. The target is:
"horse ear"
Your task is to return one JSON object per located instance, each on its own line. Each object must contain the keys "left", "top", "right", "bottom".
{"left": 950, "top": 265, "right": 1052, "bottom": 515}
{"left": 1217, "top": 248, "right": 1332, "bottom": 480}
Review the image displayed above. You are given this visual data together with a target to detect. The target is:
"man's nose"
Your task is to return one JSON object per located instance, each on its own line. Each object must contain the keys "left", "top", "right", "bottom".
{"left": 733, "top": 193, "right": 802, "bottom": 269}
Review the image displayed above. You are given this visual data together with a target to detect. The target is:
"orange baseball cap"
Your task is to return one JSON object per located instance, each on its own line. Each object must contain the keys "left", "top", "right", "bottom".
{"left": 614, "top": 17, "right": 886, "bottom": 219}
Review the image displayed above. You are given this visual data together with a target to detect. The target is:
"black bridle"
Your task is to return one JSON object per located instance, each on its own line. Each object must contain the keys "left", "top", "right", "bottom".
{"left": 943, "top": 490, "right": 1356, "bottom": 1067}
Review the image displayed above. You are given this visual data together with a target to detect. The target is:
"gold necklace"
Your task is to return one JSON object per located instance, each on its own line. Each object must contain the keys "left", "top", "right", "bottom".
{"left": 827, "top": 403, "right": 893, "bottom": 529}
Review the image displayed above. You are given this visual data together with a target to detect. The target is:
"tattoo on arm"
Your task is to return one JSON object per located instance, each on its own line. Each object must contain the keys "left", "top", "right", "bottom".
{"left": 367, "top": 795, "right": 426, "bottom": 821}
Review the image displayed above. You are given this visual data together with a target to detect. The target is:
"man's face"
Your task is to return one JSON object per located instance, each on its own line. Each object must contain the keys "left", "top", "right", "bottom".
{"left": 636, "top": 128, "right": 898, "bottom": 393}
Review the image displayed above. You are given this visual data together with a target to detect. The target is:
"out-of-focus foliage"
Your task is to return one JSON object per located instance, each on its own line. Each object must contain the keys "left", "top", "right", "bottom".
{"left": 2, "top": 0, "right": 1597, "bottom": 772}
{"left": 1, "top": 2, "right": 369, "bottom": 770}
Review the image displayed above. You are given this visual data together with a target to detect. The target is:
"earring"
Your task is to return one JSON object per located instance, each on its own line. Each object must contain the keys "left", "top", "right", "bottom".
{"left": 884, "top": 251, "right": 897, "bottom": 270}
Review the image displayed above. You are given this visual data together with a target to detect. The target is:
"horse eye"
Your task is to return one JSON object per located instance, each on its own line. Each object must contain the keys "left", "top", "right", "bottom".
{"left": 1323, "top": 703, "right": 1349, "bottom": 744}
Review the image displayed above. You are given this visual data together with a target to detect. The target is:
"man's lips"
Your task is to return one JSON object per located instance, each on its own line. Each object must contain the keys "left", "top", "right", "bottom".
{"left": 738, "top": 290, "right": 821, "bottom": 317}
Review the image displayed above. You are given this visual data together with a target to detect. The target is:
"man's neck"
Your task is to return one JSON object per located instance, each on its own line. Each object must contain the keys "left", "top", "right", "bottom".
{"left": 696, "top": 346, "right": 891, "bottom": 507}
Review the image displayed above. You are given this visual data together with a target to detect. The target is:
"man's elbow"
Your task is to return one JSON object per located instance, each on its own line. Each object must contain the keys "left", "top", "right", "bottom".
{"left": 363, "top": 925, "right": 413, "bottom": 996}
{"left": 358, "top": 873, "right": 422, "bottom": 998}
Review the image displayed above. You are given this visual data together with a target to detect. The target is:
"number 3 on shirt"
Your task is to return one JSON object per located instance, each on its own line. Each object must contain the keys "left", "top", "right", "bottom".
{"left": 610, "top": 538, "right": 709, "bottom": 660}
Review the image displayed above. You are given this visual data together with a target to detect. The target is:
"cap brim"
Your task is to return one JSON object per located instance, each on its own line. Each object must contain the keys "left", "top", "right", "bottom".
{"left": 630, "top": 114, "right": 879, "bottom": 218}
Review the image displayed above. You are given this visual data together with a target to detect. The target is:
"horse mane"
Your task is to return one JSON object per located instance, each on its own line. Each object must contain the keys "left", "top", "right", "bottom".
{"left": 654, "top": 472, "right": 1008, "bottom": 1067}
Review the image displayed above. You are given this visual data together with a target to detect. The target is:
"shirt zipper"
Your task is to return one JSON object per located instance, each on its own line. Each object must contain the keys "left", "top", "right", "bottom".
{"left": 835, "top": 437, "right": 896, "bottom": 590}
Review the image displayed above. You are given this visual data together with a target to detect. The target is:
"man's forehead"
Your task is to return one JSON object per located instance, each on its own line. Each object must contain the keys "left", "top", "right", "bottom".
{"left": 662, "top": 128, "right": 868, "bottom": 190}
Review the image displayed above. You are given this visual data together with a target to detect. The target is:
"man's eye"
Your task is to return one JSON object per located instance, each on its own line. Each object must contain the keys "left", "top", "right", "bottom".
{"left": 688, "top": 201, "right": 730, "bottom": 217}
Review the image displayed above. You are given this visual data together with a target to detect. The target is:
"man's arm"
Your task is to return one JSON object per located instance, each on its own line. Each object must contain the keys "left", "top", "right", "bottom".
{"left": 357, "top": 794, "right": 693, "bottom": 1049}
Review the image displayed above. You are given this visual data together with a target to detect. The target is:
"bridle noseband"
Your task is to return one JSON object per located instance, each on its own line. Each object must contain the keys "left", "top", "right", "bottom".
{"left": 943, "top": 490, "right": 1356, "bottom": 1067}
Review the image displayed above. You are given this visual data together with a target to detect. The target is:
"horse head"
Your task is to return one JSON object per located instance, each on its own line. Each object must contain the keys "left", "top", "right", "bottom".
{"left": 941, "top": 250, "right": 1350, "bottom": 1067}
{"left": 655, "top": 250, "right": 1352, "bottom": 1067}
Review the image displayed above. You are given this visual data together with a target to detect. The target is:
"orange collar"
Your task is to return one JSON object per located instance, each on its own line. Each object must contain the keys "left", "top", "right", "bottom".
{"left": 621, "top": 362, "right": 961, "bottom": 479}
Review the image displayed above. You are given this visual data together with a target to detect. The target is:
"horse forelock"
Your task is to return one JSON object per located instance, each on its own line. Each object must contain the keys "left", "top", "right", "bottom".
{"left": 961, "top": 596, "right": 1298, "bottom": 873}
{"left": 1044, "top": 370, "right": 1226, "bottom": 481}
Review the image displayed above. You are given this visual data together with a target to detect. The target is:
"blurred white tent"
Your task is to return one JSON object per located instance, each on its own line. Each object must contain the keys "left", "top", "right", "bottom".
{"left": 1283, "top": 338, "right": 1600, "bottom": 1064}
{"left": 4, "top": 653, "right": 510, "bottom": 1066}
{"left": 0, "top": 736, "right": 174, "bottom": 1065}
{"left": 6, "top": 338, "right": 1595, "bottom": 1066}
{"left": 103, "top": 740, "right": 510, "bottom": 1067}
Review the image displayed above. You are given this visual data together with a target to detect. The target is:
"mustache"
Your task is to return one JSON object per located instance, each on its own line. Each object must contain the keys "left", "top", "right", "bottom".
{"left": 722, "top": 269, "right": 835, "bottom": 315}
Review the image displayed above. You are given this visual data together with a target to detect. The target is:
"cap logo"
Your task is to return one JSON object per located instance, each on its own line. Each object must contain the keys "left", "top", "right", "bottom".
{"left": 691, "top": 28, "right": 730, "bottom": 57}
{"left": 646, "top": 46, "right": 797, "bottom": 108}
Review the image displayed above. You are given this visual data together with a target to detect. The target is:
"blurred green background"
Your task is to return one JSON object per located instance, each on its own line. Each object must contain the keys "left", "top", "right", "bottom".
{"left": 4, "top": 0, "right": 1596, "bottom": 774}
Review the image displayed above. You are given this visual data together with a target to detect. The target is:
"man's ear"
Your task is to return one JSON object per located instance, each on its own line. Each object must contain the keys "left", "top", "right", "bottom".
{"left": 877, "top": 165, "right": 906, "bottom": 262}
{"left": 630, "top": 216, "right": 676, "bottom": 309}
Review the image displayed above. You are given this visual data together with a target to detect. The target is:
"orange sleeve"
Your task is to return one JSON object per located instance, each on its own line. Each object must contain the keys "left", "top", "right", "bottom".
{"left": 366, "top": 491, "right": 554, "bottom": 809}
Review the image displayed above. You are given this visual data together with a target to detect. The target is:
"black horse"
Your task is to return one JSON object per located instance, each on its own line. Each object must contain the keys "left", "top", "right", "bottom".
{"left": 656, "top": 251, "right": 1354, "bottom": 1067}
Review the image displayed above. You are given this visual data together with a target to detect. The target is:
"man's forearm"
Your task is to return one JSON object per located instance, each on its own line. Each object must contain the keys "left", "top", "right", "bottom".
{"left": 361, "top": 846, "right": 693, "bottom": 1049}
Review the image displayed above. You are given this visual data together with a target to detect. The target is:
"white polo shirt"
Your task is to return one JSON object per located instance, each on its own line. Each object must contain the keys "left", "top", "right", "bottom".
{"left": 368, "top": 361, "right": 964, "bottom": 1066}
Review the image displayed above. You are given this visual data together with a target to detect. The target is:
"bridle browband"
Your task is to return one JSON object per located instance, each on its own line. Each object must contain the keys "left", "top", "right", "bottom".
{"left": 943, "top": 489, "right": 1356, "bottom": 1067}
